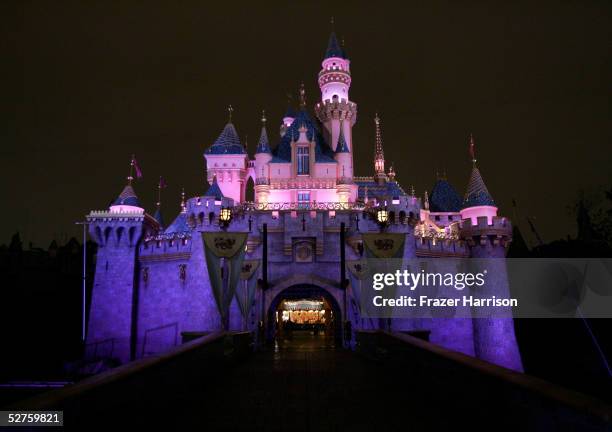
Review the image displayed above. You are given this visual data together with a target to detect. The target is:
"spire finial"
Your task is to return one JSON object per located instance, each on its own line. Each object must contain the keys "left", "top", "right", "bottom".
{"left": 388, "top": 162, "right": 396, "bottom": 181}
{"left": 261, "top": 109, "right": 267, "bottom": 125}
{"left": 469, "top": 133, "right": 476, "bottom": 166}
{"left": 180, "top": 188, "right": 186, "bottom": 214}
{"left": 374, "top": 113, "right": 385, "bottom": 176}
{"left": 410, "top": 185, "right": 416, "bottom": 197}
{"left": 330, "top": 16, "right": 335, "bottom": 29}
{"left": 227, "top": 105, "right": 234, "bottom": 123}
{"left": 424, "top": 190, "right": 430, "bottom": 210}
{"left": 299, "top": 82, "right": 306, "bottom": 109}
{"left": 157, "top": 176, "right": 167, "bottom": 208}
{"left": 127, "top": 154, "right": 135, "bottom": 185}
{"left": 127, "top": 154, "right": 142, "bottom": 185}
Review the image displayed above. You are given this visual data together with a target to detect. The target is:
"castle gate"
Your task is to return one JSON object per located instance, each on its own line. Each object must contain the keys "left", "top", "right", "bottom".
{"left": 266, "top": 284, "right": 343, "bottom": 348}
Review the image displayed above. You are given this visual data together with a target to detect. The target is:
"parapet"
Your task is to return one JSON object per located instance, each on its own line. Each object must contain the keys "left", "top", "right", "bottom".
{"left": 459, "top": 216, "right": 512, "bottom": 248}
{"left": 314, "top": 99, "right": 357, "bottom": 124}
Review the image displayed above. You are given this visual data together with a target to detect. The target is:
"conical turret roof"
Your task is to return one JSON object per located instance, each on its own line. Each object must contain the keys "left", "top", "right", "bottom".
{"left": 205, "top": 122, "right": 246, "bottom": 155}
{"left": 204, "top": 177, "right": 224, "bottom": 200}
{"left": 153, "top": 207, "right": 164, "bottom": 228}
{"left": 324, "top": 32, "right": 346, "bottom": 59}
{"left": 112, "top": 184, "right": 141, "bottom": 207}
{"left": 255, "top": 124, "right": 271, "bottom": 154}
{"left": 462, "top": 166, "right": 495, "bottom": 208}
{"left": 335, "top": 125, "right": 350, "bottom": 153}
{"left": 430, "top": 179, "right": 462, "bottom": 212}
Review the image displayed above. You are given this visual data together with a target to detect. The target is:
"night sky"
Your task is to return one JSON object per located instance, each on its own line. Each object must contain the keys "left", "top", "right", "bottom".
{"left": 3, "top": 1, "right": 611, "bottom": 247}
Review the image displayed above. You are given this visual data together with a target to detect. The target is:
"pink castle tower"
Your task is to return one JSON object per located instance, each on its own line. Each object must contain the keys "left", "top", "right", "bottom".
{"left": 203, "top": 106, "right": 249, "bottom": 203}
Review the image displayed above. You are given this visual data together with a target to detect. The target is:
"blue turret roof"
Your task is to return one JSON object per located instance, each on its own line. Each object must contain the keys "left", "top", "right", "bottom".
{"left": 204, "top": 177, "right": 224, "bottom": 199}
{"left": 112, "top": 184, "right": 141, "bottom": 207}
{"left": 205, "top": 122, "right": 246, "bottom": 155}
{"left": 270, "top": 109, "right": 336, "bottom": 163}
{"left": 255, "top": 125, "right": 271, "bottom": 154}
{"left": 430, "top": 179, "right": 462, "bottom": 212}
{"left": 355, "top": 180, "right": 407, "bottom": 201}
{"left": 335, "top": 126, "right": 350, "bottom": 153}
{"left": 324, "top": 32, "right": 346, "bottom": 59}
{"left": 164, "top": 212, "right": 189, "bottom": 235}
{"left": 153, "top": 207, "right": 164, "bottom": 228}
{"left": 462, "top": 166, "right": 495, "bottom": 208}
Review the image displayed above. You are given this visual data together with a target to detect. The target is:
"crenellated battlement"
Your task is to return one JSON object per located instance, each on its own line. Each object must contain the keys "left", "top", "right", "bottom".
{"left": 459, "top": 216, "right": 512, "bottom": 249}
{"left": 415, "top": 236, "right": 469, "bottom": 257}
{"left": 314, "top": 99, "right": 357, "bottom": 125}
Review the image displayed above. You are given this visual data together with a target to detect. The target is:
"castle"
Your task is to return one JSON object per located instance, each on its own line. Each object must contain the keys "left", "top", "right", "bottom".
{"left": 85, "top": 31, "right": 523, "bottom": 371}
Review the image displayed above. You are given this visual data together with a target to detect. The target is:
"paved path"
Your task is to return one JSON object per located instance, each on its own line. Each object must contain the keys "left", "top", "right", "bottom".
{"left": 168, "top": 332, "right": 453, "bottom": 431}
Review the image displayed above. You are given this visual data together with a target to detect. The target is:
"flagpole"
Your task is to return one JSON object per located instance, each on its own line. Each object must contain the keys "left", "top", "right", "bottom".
{"left": 128, "top": 154, "right": 135, "bottom": 185}
{"left": 75, "top": 220, "right": 90, "bottom": 343}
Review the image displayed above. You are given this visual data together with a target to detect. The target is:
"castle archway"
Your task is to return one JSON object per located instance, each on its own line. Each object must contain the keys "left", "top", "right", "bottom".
{"left": 267, "top": 284, "right": 342, "bottom": 349}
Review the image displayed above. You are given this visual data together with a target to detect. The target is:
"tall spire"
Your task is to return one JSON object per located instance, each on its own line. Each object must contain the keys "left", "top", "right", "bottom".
{"left": 324, "top": 18, "right": 345, "bottom": 60}
{"left": 335, "top": 120, "right": 350, "bottom": 153}
{"left": 374, "top": 113, "right": 385, "bottom": 176}
{"left": 256, "top": 109, "right": 272, "bottom": 154}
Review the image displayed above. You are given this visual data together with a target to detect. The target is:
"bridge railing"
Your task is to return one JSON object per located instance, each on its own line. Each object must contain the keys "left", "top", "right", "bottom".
{"left": 356, "top": 330, "right": 612, "bottom": 431}
{"left": 7, "top": 332, "right": 253, "bottom": 422}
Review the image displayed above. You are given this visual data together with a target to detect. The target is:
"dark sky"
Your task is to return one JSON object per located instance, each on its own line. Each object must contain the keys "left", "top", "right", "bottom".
{"left": 3, "top": 1, "right": 611, "bottom": 247}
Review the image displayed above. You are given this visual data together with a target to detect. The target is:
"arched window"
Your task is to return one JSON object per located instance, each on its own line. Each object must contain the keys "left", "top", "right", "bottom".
{"left": 104, "top": 227, "right": 112, "bottom": 245}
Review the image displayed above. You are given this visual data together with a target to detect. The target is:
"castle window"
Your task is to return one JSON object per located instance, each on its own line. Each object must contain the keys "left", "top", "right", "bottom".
{"left": 297, "top": 191, "right": 310, "bottom": 209}
{"left": 297, "top": 146, "right": 309, "bottom": 175}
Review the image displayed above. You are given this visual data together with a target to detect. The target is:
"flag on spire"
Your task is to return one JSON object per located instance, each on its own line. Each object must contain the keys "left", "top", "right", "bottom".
{"left": 132, "top": 155, "right": 143, "bottom": 179}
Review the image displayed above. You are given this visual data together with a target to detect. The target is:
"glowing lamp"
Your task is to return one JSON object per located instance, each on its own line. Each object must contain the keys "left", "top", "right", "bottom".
{"left": 376, "top": 208, "right": 389, "bottom": 225}
{"left": 219, "top": 207, "right": 232, "bottom": 227}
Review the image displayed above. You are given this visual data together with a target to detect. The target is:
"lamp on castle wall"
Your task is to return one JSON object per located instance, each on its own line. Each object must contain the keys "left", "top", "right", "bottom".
{"left": 219, "top": 207, "right": 233, "bottom": 229}
{"left": 376, "top": 208, "right": 389, "bottom": 227}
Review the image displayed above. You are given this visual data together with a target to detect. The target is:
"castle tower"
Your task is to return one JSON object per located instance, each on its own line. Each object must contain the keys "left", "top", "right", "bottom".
{"left": 460, "top": 216, "right": 523, "bottom": 372}
{"left": 86, "top": 174, "right": 156, "bottom": 363}
{"left": 204, "top": 106, "right": 249, "bottom": 203}
{"left": 315, "top": 32, "right": 357, "bottom": 158}
{"left": 334, "top": 120, "right": 352, "bottom": 203}
{"left": 254, "top": 111, "right": 272, "bottom": 204}
{"left": 373, "top": 113, "right": 387, "bottom": 184}
{"left": 458, "top": 138, "right": 523, "bottom": 371}
{"left": 459, "top": 134, "right": 498, "bottom": 224}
